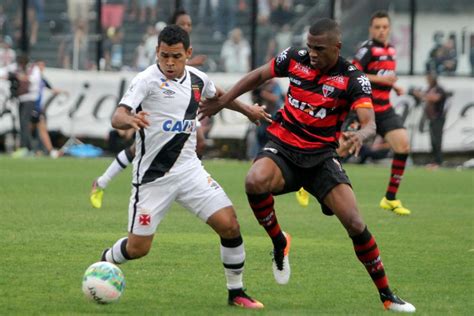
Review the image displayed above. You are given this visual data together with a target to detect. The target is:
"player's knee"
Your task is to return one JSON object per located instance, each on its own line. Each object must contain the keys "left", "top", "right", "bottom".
{"left": 343, "top": 214, "right": 365, "bottom": 236}
{"left": 218, "top": 218, "right": 241, "bottom": 239}
{"left": 245, "top": 173, "right": 269, "bottom": 194}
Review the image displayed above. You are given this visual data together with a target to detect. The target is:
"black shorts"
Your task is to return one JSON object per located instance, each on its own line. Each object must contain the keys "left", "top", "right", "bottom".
{"left": 256, "top": 144, "right": 351, "bottom": 215}
{"left": 30, "top": 109, "right": 45, "bottom": 124}
{"left": 375, "top": 107, "right": 405, "bottom": 137}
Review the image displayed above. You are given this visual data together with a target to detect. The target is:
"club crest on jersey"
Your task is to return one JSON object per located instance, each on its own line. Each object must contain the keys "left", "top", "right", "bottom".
{"left": 139, "top": 214, "right": 151, "bottom": 226}
{"left": 160, "top": 78, "right": 169, "bottom": 88}
{"left": 322, "top": 84, "right": 335, "bottom": 98}
{"left": 137, "top": 208, "right": 151, "bottom": 226}
{"left": 192, "top": 85, "right": 201, "bottom": 102}
{"left": 163, "top": 119, "right": 196, "bottom": 133}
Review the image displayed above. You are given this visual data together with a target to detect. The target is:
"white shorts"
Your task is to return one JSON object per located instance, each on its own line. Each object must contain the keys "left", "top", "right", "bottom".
{"left": 127, "top": 163, "right": 233, "bottom": 235}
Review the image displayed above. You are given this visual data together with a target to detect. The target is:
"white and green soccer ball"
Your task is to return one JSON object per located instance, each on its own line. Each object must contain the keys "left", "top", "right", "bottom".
{"left": 82, "top": 261, "right": 125, "bottom": 304}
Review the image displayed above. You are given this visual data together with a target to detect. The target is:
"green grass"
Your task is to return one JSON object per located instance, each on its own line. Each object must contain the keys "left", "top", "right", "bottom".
{"left": 0, "top": 156, "right": 473, "bottom": 315}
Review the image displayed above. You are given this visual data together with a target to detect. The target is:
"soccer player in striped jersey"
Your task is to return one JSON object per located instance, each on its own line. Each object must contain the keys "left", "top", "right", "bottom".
{"left": 98, "top": 25, "right": 270, "bottom": 309}
{"left": 352, "top": 11, "right": 411, "bottom": 215}
{"left": 200, "top": 18, "right": 415, "bottom": 313}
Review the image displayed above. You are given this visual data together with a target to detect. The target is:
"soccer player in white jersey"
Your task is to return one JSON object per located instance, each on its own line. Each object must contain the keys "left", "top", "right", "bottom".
{"left": 90, "top": 9, "right": 207, "bottom": 209}
{"left": 98, "top": 25, "right": 271, "bottom": 309}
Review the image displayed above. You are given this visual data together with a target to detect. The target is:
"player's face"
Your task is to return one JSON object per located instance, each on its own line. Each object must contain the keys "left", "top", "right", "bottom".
{"left": 175, "top": 14, "right": 192, "bottom": 34}
{"left": 306, "top": 32, "right": 341, "bottom": 72}
{"left": 370, "top": 17, "right": 390, "bottom": 44}
{"left": 156, "top": 42, "right": 192, "bottom": 80}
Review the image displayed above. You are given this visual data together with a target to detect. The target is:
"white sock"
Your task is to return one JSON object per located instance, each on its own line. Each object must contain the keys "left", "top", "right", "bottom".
{"left": 97, "top": 150, "right": 131, "bottom": 188}
{"left": 220, "top": 236, "right": 245, "bottom": 290}
{"left": 105, "top": 237, "right": 131, "bottom": 264}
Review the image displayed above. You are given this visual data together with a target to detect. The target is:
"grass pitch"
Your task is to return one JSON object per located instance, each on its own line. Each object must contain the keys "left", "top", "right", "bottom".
{"left": 0, "top": 156, "right": 473, "bottom": 315}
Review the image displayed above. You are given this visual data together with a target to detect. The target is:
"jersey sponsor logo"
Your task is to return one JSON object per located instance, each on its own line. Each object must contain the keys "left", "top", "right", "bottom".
{"left": 327, "top": 75, "right": 345, "bottom": 84}
{"left": 357, "top": 75, "right": 372, "bottom": 94}
{"left": 289, "top": 76, "right": 302, "bottom": 86}
{"left": 294, "top": 62, "right": 311, "bottom": 75}
{"left": 372, "top": 47, "right": 386, "bottom": 56}
{"left": 322, "top": 84, "right": 335, "bottom": 98}
{"left": 192, "top": 85, "right": 201, "bottom": 102}
{"left": 355, "top": 47, "right": 369, "bottom": 60}
{"left": 298, "top": 49, "right": 308, "bottom": 56}
{"left": 288, "top": 94, "right": 327, "bottom": 119}
{"left": 276, "top": 47, "right": 290, "bottom": 65}
{"left": 162, "top": 119, "right": 197, "bottom": 133}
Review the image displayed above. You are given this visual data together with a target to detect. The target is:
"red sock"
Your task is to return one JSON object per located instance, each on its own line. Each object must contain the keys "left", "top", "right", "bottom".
{"left": 385, "top": 153, "right": 408, "bottom": 200}
{"left": 247, "top": 193, "right": 286, "bottom": 250}
{"left": 351, "top": 227, "right": 389, "bottom": 292}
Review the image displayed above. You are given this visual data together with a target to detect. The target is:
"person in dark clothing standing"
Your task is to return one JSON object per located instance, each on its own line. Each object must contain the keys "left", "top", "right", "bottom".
{"left": 414, "top": 73, "right": 447, "bottom": 168}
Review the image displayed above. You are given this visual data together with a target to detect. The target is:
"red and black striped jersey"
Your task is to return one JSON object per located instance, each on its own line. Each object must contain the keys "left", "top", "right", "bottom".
{"left": 352, "top": 39, "right": 396, "bottom": 113}
{"left": 268, "top": 47, "right": 373, "bottom": 154}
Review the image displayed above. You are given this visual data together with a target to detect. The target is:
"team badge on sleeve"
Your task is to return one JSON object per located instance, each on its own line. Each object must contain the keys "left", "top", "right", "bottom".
{"left": 276, "top": 47, "right": 290, "bottom": 65}
{"left": 357, "top": 75, "right": 372, "bottom": 94}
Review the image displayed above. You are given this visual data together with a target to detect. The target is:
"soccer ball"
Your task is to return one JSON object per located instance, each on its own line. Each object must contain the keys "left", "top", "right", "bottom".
{"left": 82, "top": 261, "right": 125, "bottom": 304}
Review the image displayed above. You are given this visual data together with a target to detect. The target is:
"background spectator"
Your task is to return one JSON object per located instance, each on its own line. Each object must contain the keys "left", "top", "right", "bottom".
{"left": 413, "top": 73, "right": 449, "bottom": 168}
{"left": 103, "top": 27, "right": 124, "bottom": 71}
{"left": 138, "top": 0, "right": 157, "bottom": 24}
{"left": 11, "top": 55, "right": 41, "bottom": 156}
{"left": 220, "top": 27, "right": 250, "bottom": 73}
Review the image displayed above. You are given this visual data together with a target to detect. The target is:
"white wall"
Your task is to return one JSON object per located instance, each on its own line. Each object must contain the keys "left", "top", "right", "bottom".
{"left": 1, "top": 70, "right": 473, "bottom": 153}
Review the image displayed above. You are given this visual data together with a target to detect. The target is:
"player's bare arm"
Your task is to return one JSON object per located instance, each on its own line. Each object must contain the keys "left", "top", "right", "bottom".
{"left": 111, "top": 105, "right": 150, "bottom": 131}
{"left": 210, "top": 86, "right": 273, "bottom": 125}
{"left": 338, "top": 107, "right": 375, "bottom": 157}
{"left": 199, "top": 63, "right": 274, "bottom": 117}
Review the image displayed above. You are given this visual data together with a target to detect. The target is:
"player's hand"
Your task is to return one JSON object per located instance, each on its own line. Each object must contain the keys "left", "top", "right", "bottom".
{"left": 130, "top": 111, "right": 150, "bottom": 130}
{"left": 198, "top": 98, "right": 225, "bottom": 119}
{"left": 246, "top": 104, "right": 273, "bottom": 126}
{"left": 384, "top": 74, "right": 398, "bottom": 86}
{"left": 337, "top": 131, "right": 363, "bottom": 157}
{"left": 393, "top": 85, "right": 404, "bottom": 96}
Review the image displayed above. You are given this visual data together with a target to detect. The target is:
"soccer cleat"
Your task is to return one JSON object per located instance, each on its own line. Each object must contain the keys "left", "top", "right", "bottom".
{"left": 90, "top": 179, "right": 105, "bottom": 209}
{"left": 380, "top": 197, "right": 411, "bottom": 215}
{"left": 272, "top": 232, "right": 291, "bottom": 285}
{"left": 381, "top": 292, "right": 416, "bottom": 313}
{"left": 295, "top": 188, "right": 310, "bottom": 207}
{"left": 228, "top": 289, "right": 264, "bottom": 309}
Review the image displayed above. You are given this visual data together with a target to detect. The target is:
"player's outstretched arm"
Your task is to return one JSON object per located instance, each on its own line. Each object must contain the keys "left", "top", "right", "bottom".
{"left": 213, "top": 86, "right": 273, "bottom": 125}
{"left": 199, "top": 63, "right": 274, "bottom": 118}
{"left": 112, "top": 105, "right": 150, "bottom": 131}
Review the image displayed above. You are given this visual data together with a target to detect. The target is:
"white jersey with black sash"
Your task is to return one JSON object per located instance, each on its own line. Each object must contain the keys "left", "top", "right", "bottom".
{"left": 119, "top": 64, "right": 216, "bottom": 185}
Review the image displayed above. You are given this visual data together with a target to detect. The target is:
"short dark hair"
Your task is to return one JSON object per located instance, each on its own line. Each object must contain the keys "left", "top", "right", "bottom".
{"left": 370, "top": 11, "right": 390, "bottom": 25}
{"left": 169, "top": 9, "right": 189, "bottom": 25}
{"left": 309, "top": 18, "right": 341, "bottom": 41}
{"left": 158, "top": 25, "right": 190, "bottom": 50}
